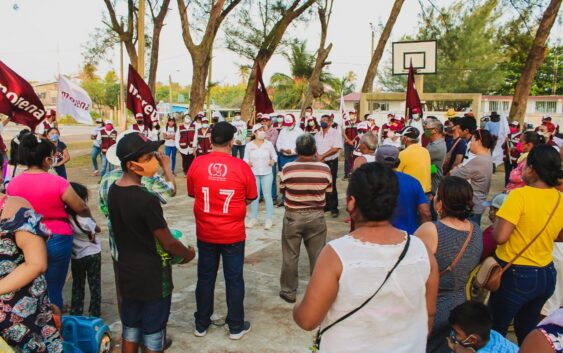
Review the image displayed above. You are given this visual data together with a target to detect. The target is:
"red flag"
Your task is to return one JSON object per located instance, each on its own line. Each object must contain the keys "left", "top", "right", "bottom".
{"left": 0, "top": 61, "right": 46, "bottom": 129}
{"left": 254, "top": 64, "right": 274, "bottom": 114}
{"left": 405, "top": 62, "right": 422, "bottom": 120}
{"left": 126, "top": 64, "right": 157, "bottom": 125}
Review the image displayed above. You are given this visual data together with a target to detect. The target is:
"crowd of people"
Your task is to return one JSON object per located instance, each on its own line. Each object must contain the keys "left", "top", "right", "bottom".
{"left": 0, "top": 106, "right": 561, "bottom": 353}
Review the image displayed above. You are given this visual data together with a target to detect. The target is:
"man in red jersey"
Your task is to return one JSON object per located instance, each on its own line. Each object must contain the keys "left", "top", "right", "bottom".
{"left": 187, "top": 121, "right": 257, "bottom": 340}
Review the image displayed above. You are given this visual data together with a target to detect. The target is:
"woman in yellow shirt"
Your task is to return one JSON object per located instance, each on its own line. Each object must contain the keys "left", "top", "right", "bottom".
{"left": 490, "top": 144, "right": 563, "bottom": 345}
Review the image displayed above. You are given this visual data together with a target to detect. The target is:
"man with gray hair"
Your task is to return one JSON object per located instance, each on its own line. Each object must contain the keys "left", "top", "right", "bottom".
{"left": 352, "top": 131, "right": 377, "bottom": 172}
{"left": 424, "top": 118, "right": 447, "bottom": 200}
{"left": 278, "top": 133, "right": 332, "bottom": 304}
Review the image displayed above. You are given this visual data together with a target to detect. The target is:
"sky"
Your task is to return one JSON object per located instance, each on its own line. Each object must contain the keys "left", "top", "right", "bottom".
{"left": 1, "top": 0, "right": 561, "bottom": 89}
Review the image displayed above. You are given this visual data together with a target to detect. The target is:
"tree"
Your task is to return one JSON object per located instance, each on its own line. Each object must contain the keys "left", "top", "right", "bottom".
{"left": 509, "top": 0, "right": 562, "bottom": 124}
{"left": 360, "top": 0, "right": 405, "bottom": 94}
{"left": 225, "top": 0, "right": 317, "bottom": 119}
{"left": 177, "top": 0, "right": 242, "bottom": 117}
{"left": 300, "top": 0, "right": 334, "bottom": 118}
{"left": 84, "top": 0, "right": 170, "bottom": 93}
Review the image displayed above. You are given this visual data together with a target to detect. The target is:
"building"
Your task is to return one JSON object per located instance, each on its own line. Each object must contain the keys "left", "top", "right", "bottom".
{"left": 33, "top": 81, "right": 58, "bottom": 110}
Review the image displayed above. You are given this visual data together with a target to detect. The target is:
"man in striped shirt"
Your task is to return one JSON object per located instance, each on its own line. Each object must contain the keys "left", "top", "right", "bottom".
{"left": 278, "top": 134, "right": 332, "bottom": 303}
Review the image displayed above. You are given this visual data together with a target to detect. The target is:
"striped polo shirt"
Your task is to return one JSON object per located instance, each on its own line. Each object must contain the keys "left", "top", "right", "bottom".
{"left": 280, "top": 161, "right": 333, "bottom": 211}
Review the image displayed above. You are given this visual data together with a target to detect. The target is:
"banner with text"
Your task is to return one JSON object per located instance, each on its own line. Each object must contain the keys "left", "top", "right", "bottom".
{"left": 57, "top": 75, "right": 93, "bottom": 125}
{"left": 127, "top": 65, "right": 157, "bottom": 126}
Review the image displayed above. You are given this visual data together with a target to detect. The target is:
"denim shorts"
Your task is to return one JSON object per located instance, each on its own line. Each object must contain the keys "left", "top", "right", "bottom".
{"left": 121, "top": 296, "right": 171, "bottom": 351}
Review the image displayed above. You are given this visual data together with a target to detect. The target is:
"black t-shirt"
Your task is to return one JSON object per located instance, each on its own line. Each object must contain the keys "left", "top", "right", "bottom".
{"left": 445, "top": 137, "right": 467, "bottom": 173}
{"left": 54, "top": 141, "right": 67, "bottom": 163}
{"left": 107, "top": 183, "right": 171, "bottom": 301}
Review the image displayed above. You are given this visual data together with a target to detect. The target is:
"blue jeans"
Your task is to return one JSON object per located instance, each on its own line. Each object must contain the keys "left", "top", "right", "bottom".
{"left": 46, "top": 234, "right": 73, "bottom": 309}
{"left": 489, "top": 260, "right": 556, "bottom": 344}
{"left": 195, "top": 240, "right": 245, "bottom": 333}
{"left": 91, "top": 145, "right": 101, "bottom": 171}
{"left": 271, "top": 163, "right": 278, "bottom": 200}
{"left": 278, "top": 154, "right": 297, "bottom": 202}
{"left": 121, "top": 295, "right": 171, "bottom": 351}
{"left": 101, "top": 154, "right": 114, "bottom": 177}
{"left": 165, "top": 146, "right": 177, "bottom": 173}
{"left": 231, "top": 145, "right": 246, "bottom": 159}
{"left": 251, "top": 174, "right": 274, "bottom": 220}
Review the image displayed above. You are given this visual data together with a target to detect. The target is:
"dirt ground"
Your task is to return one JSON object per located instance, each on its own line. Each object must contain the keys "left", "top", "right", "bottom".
{"left": 61, "top": 147, "right": 506, "bottom": 353}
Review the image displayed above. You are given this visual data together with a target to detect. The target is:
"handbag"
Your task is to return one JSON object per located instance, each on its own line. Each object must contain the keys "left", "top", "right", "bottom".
{"left": 439, "top": 222, "right": 474, "bottom": 277}
{"left": 474, "top": 192, "right": 561, "bottom": 292}
{"left": 311, "top": 234, "right": 411, "bottom": 352}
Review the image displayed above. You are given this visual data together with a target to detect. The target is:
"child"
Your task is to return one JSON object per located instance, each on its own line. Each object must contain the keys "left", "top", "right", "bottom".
{"left": 69, "top": 182, "right": 102, "bottom": 317}
{"left": 448, "top": 301, "right": 518, "bottom": 353}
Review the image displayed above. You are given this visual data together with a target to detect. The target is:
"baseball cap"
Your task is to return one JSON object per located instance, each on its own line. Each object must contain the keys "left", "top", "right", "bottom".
{"left": 375, "top": 145, "right": 400, "bottom": 165}
{"left": 400, "top": 126, "right": 420, "bottom": 140}
{"left": 252, "top": 123, "right": 264, "bottom": 133}
{"left": 105, "top": 119, "right": 113, "bottom": 125}
{"left": 95, "top": 118, "right": 103, "bottom": 123}
{"left": 211, "top": 121, "right": 236, "bottom": 145}
{"left": 483, "top": 193, "right": 508, "bottom": 209}
{"left": 367, "top": 115, "right": 375, "bottom": 121}
{"left": 116, "top": 132, "right": 163, "bottom": 163}
{"left": 260, "top": 114, "right": 271, "bottom": 121}
{"left": 283, "top": 114, "right": 295, "bottom": 127}
{"left": 357, "top": 121, "right": 369, "bottom": 132}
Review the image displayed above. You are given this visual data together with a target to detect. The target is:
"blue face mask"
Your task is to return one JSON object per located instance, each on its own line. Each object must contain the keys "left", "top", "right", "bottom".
{"left": 320, "top": 122, "right": 328, "bottom": 129}
{"left": 49, "top": 134, "right": 59, "bottom": 142}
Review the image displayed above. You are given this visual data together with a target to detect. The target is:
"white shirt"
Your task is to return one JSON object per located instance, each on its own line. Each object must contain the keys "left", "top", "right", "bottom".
{"left": 244, "top": 140, "right": 278, "bottom": 176}
{"left": 382, "top": 137, "right": 401, "bottom": 148}
{"left": 231, "top": 120, "right": 248, "bottom": 145}
{"left": 92, "top": 126, "right": 103, "bottom": 147}
{"left": 315, "top": 127, "right": 342, "bottom": 161}
{"left": 163, "top": 126, "right": 177, "bottom": 147}
{"left": 147, "top": 128, "right": 160, "bottom": 142}
{"left": 276, "top": 126, "right": 304, "bottom": 156}
{"left": 320, "top": 235, "right": 430, "bottom": 353}
{"left": 70, "top": 215, "right": 101, "bottom": 260}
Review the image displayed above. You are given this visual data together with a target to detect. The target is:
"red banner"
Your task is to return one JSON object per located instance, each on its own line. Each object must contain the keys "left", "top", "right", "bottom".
{"left": 126, "top": 64, "right": 157, "bottom": 125}
{"left": 405, "top": 62, "right": 422, "bottom": 119}
{"left": 0, "top": 61, "right": 46, "bottom": 129}
{"left": 254, "top": 63, "right": 274, "bottom": 115}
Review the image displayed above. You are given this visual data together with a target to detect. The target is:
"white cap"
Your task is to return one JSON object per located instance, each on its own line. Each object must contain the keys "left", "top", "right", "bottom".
{"left": 367, "top": 115, "right": 375, "bottom": 121}
{"left": 105, "top": 119, "right": 113, "bottom": 125}
{"left": 252, "top": 123, "right": 264, "bottom": 133}
{"left": 106, "top": 131, "right": 136, "bottom": 166}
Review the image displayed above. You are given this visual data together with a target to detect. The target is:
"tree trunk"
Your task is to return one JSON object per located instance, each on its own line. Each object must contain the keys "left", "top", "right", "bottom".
{"left": 239, "top": 0, "right": 317, "bottom": 120}
{"left": 509, "top": 0, "right": 562, "bottom": 125}
{"left": 188, "top": 53, "right": 211, "bottom": 117}
{"left": 147, "top": 0, "right": 170, "bottom": 94}
{"left": 361, "top": 0, "right": 405, "bottom": 93}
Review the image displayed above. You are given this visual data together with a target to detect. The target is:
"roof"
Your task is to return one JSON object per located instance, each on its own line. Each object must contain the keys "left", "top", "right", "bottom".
{"left": 343, "top": 92, "right": 360, "bottom": 102}
{"left": 483, "top": 95, "right": 563, "bottom": 100}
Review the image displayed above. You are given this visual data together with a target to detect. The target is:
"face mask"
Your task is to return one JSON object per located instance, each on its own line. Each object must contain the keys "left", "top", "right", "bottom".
{"left": 510, "top": 127, "right": 518, "bottom": 134}
{"left": 424, "top": 130, "right": 432, "bottom": 138}
{"left": 306, "top": 112, "right": 312, "bottom": 118}
{"left": 136, "top": 120, "right": 143, "bottom": 125}
{"left": 212, "top": 118, "right": 219, "bottom": 123}
{"left": 105, "top": 125, "right": 113, "bottom": 131}
{"left": 184, "top": 118, "right": 191, "bottom": 125}
{"left": 257, "top": 131, "right": 266, "bottom": 140}
{"left": 234, "top": 115, "right": 241, "bottom": 121}
{"left": 277, "top": 117, "right": 283, "bottom": 123}
{"left": 320, "top": 122, "right": 328, "bottom": 129}
{"left": 49, "top": 134, "right": 59, "bottom": 142}
{"left": 308, "top": 121, "right": 315, "bottom": 127}
{"left": 131, "top": 156, "right": 159, "bottom": 178}
{"left": 202, "top": 123, "right": 209, "bottom": 129}
{"left": 412, "top": 114, "right": 419, "bottom": 120}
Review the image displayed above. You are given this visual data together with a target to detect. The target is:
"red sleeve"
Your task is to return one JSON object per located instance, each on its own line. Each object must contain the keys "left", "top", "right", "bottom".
{"left": 244, "top": 163, "right": 258, "bottom": 201}
{"left": 187, "top": 159, "right": 197, "bottom": 197}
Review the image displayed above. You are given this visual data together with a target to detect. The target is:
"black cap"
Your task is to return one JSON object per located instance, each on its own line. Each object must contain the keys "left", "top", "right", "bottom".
{"left": 116, "top": 132, "right": 163, "bottom": 162}
{"left": 400, "top": 126, "right": 420, "bottom": 140}
{"left": 211, "top": 121, "right": 236, "bottom": 145}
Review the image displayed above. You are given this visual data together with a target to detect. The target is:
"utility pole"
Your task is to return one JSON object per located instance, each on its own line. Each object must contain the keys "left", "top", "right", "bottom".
{"left": 119, "top": 26, "right": 125, "bottom": 130}
{"left": 137, "top": 0, "right": 145, "bottom": 77}
{"left": 207, "top": 46, "right": 213, "bottom": 119}
{"left": 370, "top": 22, "right": 376, "bottom": 55}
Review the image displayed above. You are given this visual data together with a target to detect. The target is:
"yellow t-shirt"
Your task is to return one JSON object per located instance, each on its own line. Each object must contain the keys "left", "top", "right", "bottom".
{"left": 398, "top": 144, "right": 432, "bottom": 193}
{"left": 496, "top": 187, "right": 563, "bottom": 267}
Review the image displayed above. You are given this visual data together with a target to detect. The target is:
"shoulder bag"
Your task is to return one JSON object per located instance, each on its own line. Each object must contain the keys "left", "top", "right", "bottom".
{"left": 474, "top": 192, "right": 561, "bottom": 292}
{"left": 439, "top": 222, "right": 474, "bottom": 277}
{"left": 311, "top": 234, "right": 411, "bottom": 352}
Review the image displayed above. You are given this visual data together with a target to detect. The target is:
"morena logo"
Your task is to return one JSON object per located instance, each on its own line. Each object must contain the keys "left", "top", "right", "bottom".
{"left": 208, "top": 163, "right": 228, "bottom": 178}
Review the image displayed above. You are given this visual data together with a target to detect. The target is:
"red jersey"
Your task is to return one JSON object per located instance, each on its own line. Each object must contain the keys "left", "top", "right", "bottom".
{"left": 187, "top": 152, "right": 258, "bottom": 244}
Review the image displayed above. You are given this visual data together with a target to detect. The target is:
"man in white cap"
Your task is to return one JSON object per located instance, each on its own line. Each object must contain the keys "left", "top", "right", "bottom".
{"left": 276, "top": 114, "right": 304, "bottom": 206}
{"left": 96, "top": 119, "right": 118, "bottom": 177}
{"left": 129, "top": 113, "right": 148, "bottom": 137}
{"left": 91, "top": 118, "right": 104, "bottom": 176}
{"left": 230, "top": 111, "right": 247, "bottom": 159}
{"left": 196, "top": 117, "right": 212, "bottom": 156}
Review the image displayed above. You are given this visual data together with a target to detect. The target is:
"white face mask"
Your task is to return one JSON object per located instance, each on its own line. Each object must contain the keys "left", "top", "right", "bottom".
{"left": 412, "top": 114, "right": 419, "bottom": 120}
{"left": 184, "top": 119, "right": 191, "bottom": 125}
{"left": 202, "top": 123, "right": 209, "bottom": 129}
{"left": 257, "top": 131, "right": 266, "bottom": 140}
{"left": 234, "top": 115, "right": 241, "bottom": 121}
{"left": 305, "top": 112, "right": 312, "bottom": 118}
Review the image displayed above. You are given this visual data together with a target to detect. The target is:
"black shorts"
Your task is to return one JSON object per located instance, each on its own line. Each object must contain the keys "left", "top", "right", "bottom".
{"left": 120, "top": 295, "right": 171, "bottom": 334}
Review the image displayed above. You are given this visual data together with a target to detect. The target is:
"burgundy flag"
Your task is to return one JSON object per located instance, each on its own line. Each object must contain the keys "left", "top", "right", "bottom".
{"left": 405, "top": 62, "right": 422, "bottom": 119}
{"left": 254, "top": 64, "right": 274, "bottom": 114}
{"left": 0, "top": 61, "right": 46, "bottom": 129}
{"left": 127, "top": 64, "right": 157, "bottom": 125}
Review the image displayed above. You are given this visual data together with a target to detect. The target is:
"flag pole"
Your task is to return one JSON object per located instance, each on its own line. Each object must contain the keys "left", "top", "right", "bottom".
{"left": 119, "top": 22, "right": 126, "bottom": 131}
{"left": 137, "top": 0, "right": 145, "bottom": 78}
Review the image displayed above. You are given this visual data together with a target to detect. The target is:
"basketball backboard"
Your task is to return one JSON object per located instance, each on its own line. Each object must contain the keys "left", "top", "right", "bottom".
{"left": 392, "top": 40, "right": 437, "bottom": 75}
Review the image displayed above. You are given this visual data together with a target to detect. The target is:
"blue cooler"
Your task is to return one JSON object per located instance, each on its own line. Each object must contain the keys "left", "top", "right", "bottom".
{"left": 61, "top": 316, "right": 112, "bottom": 353}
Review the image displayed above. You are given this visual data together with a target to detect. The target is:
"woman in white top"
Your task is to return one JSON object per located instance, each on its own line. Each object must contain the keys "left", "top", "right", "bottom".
{"left": 294, "top": 162, "right": 439, "bottom": 353}
{"left": 147, "top": 120, "right": 161, "bottom": 142}
{"left": 244, "top": 123, "right": 277, "bottom": 230}
{"left": 163, "top": 117, "right": 178, "bottom": 174}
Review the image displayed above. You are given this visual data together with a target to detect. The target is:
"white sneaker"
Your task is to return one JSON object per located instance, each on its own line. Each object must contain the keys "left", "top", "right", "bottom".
{"left": 246, "top": 219, "right": 257, "bottom": 228}
{"left": 229, "top": 321, "right": 251, "bottom": 340}
{"left": 194, "top": 328, "right": 207, "bottom": 337}
{"left": 264, "top": 220, "right": 272, "bottom": 230}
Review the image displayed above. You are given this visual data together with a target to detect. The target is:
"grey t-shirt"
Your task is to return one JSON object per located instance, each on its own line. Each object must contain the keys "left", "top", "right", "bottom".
{"left": 427, "top": 138, "right": 447, "bottom": 194}
{"left": 451, "top": 154, "right": 493, "bottom": 214}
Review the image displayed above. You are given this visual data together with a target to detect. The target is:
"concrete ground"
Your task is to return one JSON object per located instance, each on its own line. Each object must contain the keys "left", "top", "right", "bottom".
{"left": 60, "top": 142, "right": 506, "bottom": 353}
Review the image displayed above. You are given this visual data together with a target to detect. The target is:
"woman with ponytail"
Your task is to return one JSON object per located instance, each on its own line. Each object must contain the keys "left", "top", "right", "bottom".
{"left": 6, "top": 133, "right": 94, "bottom": 309}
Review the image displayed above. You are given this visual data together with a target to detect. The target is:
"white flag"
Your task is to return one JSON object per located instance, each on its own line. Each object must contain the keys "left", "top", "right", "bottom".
{"left": 211, "top": 100, "right": 224, "bottom": 122}
{"left": 57, "top": 75, "right": 93, "bottom": 125}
